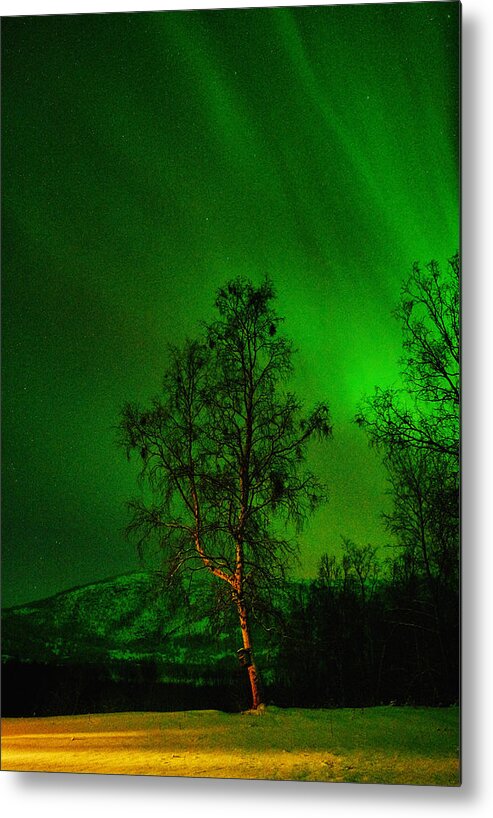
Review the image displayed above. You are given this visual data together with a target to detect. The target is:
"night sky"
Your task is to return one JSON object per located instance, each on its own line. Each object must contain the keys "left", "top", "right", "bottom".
{"left": 2, "top": 3, "right": 459, "bottom": 607}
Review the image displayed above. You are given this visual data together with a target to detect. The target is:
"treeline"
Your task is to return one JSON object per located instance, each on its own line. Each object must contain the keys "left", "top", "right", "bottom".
{"left": 1, "top": 659, "right": 251, "bottom": 716}
{"left": 269, "top": 541, "right": 459, "bottom": 708}
{"left": 2, "top": 547, "right": 458, "bottom": 716}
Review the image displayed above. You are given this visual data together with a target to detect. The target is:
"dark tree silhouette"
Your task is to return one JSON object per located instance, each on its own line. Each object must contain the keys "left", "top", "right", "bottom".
{"left": 356, "top": 252, "right": 459, "bottom": 461}
{"left": 355, "top": 254, "right": 459, "bottom": 694}
{"left": 119, "top": 278, "right": 332, "bottom": 709}
{"left": 383, "top": 448, "right": 459, "bottom": 593}
{"left": 355, "top": 252, "right": 459, "bottom": 556}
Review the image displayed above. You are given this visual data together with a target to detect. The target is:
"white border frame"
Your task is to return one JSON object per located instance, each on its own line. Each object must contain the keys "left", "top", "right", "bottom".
{"left": 2, "top": 1, "right": 492, "bottom": 815}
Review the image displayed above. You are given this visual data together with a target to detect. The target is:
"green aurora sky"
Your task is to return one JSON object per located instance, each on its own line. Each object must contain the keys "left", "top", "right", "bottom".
{"left": 1, "top": 3, "right": 459, "bottom": 607}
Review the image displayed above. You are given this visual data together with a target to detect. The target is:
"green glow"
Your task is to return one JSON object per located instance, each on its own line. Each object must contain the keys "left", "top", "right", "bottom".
{"left": 1, "top": 4, "right": 459, "bottom": 606}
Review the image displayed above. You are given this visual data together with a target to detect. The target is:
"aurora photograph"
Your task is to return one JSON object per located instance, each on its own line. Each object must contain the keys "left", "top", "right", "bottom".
{"left": 1, "top": 1, "right": 460, "bottom": 785}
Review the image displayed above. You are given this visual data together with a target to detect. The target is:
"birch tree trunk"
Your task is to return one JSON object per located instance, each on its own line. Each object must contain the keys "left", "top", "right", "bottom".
{"left": 237, "top": 599, "right": 263, "bottom": 710}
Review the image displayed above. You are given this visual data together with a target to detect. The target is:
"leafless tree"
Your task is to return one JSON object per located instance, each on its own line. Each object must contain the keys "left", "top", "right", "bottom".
{"left": 120, "top": 278, "right": 332, "bottom": 709}
{"left": 356, "top": 252, "right": 459, "bottom": 461}
{"left": 355, "top": 254, "right": 459, "bottom": 678}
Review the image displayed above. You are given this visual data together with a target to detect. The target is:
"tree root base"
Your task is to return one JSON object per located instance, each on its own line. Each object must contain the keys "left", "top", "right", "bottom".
{"left": 241, "top": 703, "right": 267, "bottom": 715}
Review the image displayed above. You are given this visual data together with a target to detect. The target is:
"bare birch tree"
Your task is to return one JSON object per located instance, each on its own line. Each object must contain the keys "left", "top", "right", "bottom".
{"left": 120, "top": 278, "right": 332, "bottom": 709}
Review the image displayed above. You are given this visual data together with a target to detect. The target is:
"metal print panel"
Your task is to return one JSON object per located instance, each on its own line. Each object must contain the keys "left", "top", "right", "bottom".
{"left": 1, "top": 2, "right": 460, "bottom": 785}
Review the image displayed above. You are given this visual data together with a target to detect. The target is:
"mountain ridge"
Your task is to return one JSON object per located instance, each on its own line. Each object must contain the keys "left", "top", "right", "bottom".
{"left": 2, "top": 570, "right": 152, "bottom": 613}
{"left": 1, "top": 570, "right": 239, "bottom": 671}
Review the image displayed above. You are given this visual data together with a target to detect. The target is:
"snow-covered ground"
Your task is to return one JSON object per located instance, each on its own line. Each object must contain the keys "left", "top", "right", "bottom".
{"left": 1, "top": 707, "right": 459, "bottom": 785}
